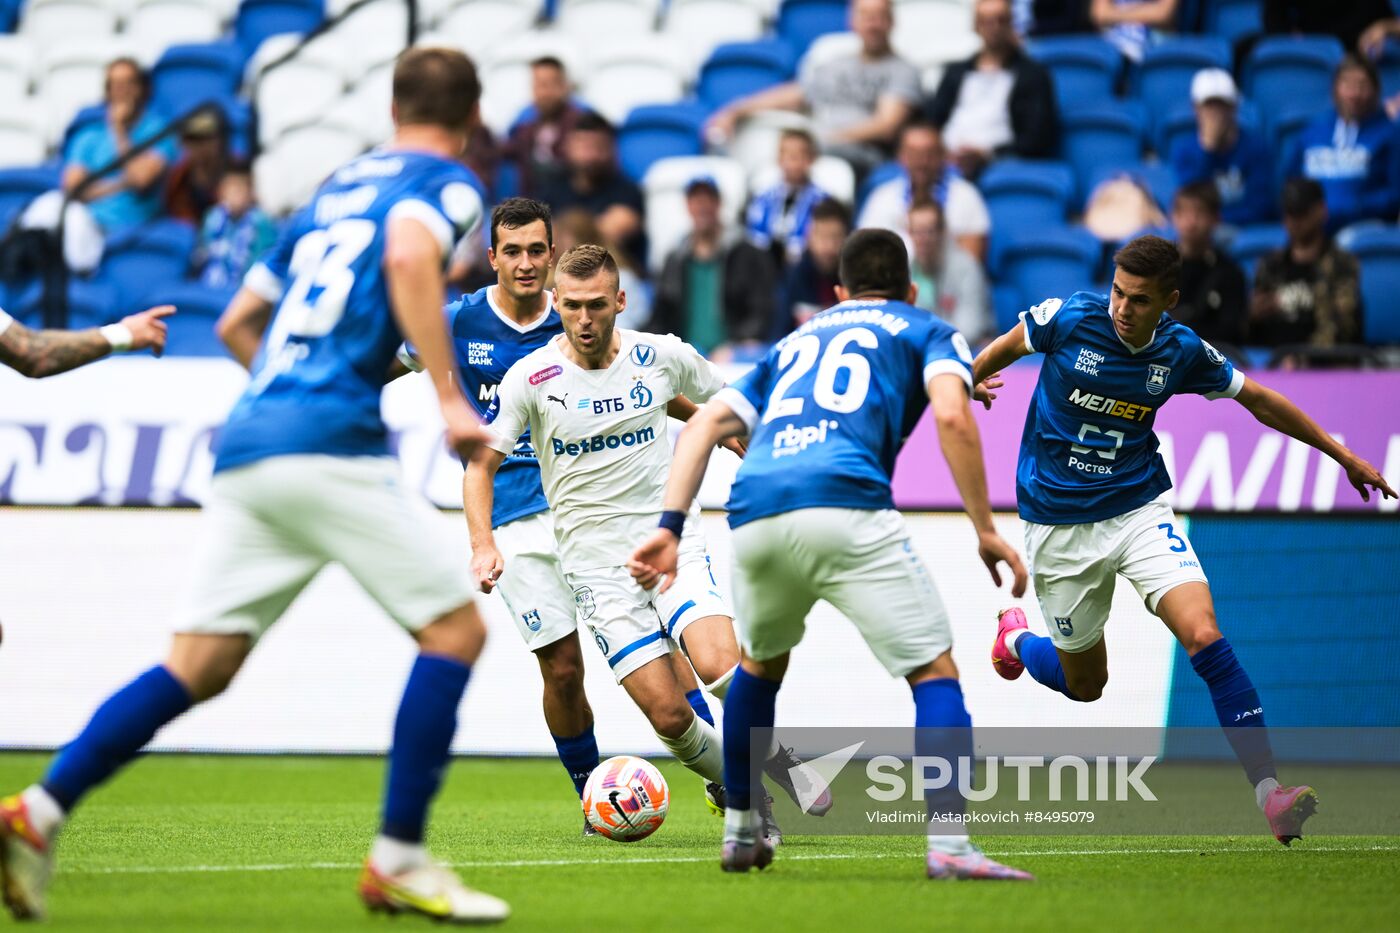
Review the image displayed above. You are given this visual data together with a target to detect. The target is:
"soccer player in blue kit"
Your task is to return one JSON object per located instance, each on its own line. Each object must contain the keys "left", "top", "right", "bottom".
{"left": 0, "top": 49, "right": 511, "bottom": 923}
{"left": 972, "top": 235, "right": 1396, "bottom": 845}
{"left": 631, "top": 229, "right": 1035, "bottom": 880}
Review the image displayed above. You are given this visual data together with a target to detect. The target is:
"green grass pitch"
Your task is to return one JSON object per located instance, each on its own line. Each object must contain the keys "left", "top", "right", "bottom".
{"left": 2, "top": 753, "right": 1397, "bottom": 931}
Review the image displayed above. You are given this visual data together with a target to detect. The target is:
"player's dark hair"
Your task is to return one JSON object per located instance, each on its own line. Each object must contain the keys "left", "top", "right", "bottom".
{"left": 491, "top": 197, "right": 553, "bottom": 250}
{"left": 839, "top": 228, "right": 911, "bottom": 300}
{"left": 1173, "top": 180, "right": 1220, "bottom": 216}
{"left": 556, "top": 243, "right": 619, "bottom": 287}
{"left": 1281, "top": 177, "right": 1326, "bottom": 218}
{"left": 531, "top": 55, "right": 566, "bottom": 73}
{"left": 392, "top": 47, "right": 481, "bottom": 130}
{"left": 1335, "top": 53, "right": 1381, "bottom": 94}
{"left": 1113, "top": 235, "right": 1181, "bottom": 294}
{"left": 572, "top": 111, "right": 616, "bottom": 138}
{"left": 810, "top": 197, "right": 851, "bottom": 230}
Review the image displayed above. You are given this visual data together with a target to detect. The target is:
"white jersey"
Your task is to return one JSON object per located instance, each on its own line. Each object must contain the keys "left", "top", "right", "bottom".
{"left": 486, "top": 329, "right": 726, "bottom": 573}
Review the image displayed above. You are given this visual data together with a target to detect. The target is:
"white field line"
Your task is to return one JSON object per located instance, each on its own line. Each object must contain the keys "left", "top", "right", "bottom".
{"left": 65, "top": 845, "right": 1400, "bottom": 876}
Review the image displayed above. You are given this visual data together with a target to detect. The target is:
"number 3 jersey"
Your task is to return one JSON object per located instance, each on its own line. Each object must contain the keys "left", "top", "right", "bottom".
{"left": 485, "top": 330, "right": 725, "bottom": 573}
{"left": 214, "top": 150, "right": 485, "bottom": 474}
{"left": 1016, "top": 291, "right": 1244, "bottom": 526}
{"left": 717, "top": 298, "right": 974, "bottom": 530}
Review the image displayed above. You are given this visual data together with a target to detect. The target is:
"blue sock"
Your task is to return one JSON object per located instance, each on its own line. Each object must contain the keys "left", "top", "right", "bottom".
{"left": 551, "top": 725, "right": 599, "bottom": 799}
{"left": 1016, "top": 632, "right": 1083, "bottom": 701}
{"left": 912, "top": 678, "right": 973, "bottom": 828}
{"left": 43, "top": 665, "right": 192, "bottom": 811}
{"left": 722, "top": 668, "right": 780, "bottom": 812}
{"left": 685, "top": 688, "right": 715, "bottom": 727}
{"left": 381, "top": 655, "right": 472, "bottom": 843}
{"left": 1190, "top": 638, "right": 1277, "bottom": 786}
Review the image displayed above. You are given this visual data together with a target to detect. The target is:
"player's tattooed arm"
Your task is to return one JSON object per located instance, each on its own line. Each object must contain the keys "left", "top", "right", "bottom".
{"left": 1235, "top": 378, "right": 1397, "bottom": 502}
{"left": 0, "top": 305, "right": 174, "bottom": 378}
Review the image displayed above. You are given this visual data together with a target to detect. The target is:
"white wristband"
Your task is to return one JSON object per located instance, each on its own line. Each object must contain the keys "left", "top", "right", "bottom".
{"left": 100, "top": 323, "right": 134, "bottom": 352}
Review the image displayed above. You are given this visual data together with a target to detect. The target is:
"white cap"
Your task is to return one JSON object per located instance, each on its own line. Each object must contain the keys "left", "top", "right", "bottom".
{"left": 1190, "top": 68, "right": 1239, "bottom": 106}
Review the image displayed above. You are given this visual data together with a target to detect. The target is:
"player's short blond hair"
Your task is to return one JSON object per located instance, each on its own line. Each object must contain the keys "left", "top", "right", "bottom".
{"left": 555, "top": 244, "right": 619, "bottom": 288}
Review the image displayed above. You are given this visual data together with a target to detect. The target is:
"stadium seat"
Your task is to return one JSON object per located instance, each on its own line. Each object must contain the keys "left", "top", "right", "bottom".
{"left": 978, "top": 159, "right": 1076, "bottom": 239}
{"left": 618, "top": 103, "right": 707, "bottom": 182}
{"left": 0, "top": 104, "right": 46, "bottom": 169}
{"left": 994, "top": 226, "right": 1103, "bottom": 310}
{"left": 697, "top": 40, "right": 797, "bottom": 112}
{"left": 775, "top": 0, "right": 848, "bottom": 58}
{"left": 60, "top": 103, "right": 106, "bottom": 159}
{"left": 234, "top": 0, "right": 324, "bottom": 59}
{"left": 125, "top": 0, "right": 224, "bottom": 50}
{"left": 1028, "top": 35, "right": 1122, "bottom": 115}
{"left": 255, "top": 57, "right": 346, "bottom": 145}
{"left": 435, "top": 0, "right": 543, "bottom": 63}
{"left": 325, "top": 64, "right": 394, "bottom": 147}
{"left": 798, "top": 30, "right": 859, "bottom": 74}
{"left": 1059, "top": 102, "right": 1146, "bottom": 201}
{"left": 557, "top": 0, "right": 661, "bottom": 36}
{"left": 20, "top": 0, "right": 118, "bottom": 44}
{"left": 642, "top": 154, "right": 747, "bottom": 269}
{"left": 335, "top": 0, "right": 411, "bottom": 72}
{"left": 662, "top": 0, "right": 765, "bottom": 73}
{"left": 152, "top": 43, "right": 246, "bottom": 116}
{"left": 13, "top": 279, "right": 120, "bottom": 328}
{"left": 143, "top": 281, "right": 238, "bottom": 356}
{"left": 749, "top": 154, "right": 855, "bottom": 205}
{"left": 0, "top": 35, "right": 35, "bottom": 103}
{"left": 98, "top": 221, "right": 199, "bottom": 311}
{"left": 890, "top": 0, "right": 980, "bottom": 71}
{"left": 1229, "top": 223, "right": 1286, "bottom": 281}
{"left": 36, "top": 36, "right": 121, "bottom": 145}
{"left": 257, "top": 121, "right": 366, "bottom": 215}
{"left": 476, "top": 31, "right": 578, "bottom": 136}
{"left": 1243, "top": 37, "right": 1344, "bottom": 127}
{"left": 1136, "top": 37, "right": 1231, "bottom": 126}
{"left": 0, "top": 165, "right": 59, "bottom": 229}
{"left": 1344, "top": 227, "right": 1400, "bottom": 345}
{"left": 1378, "top": 40, "right": 1400, "bottom": 99}
{"left": 578, "top": 39, "right": 691, "bottom": 126}
{"left": 992, "top": 281, "right": 1024, "bottom": 332}
{"left": 1206, "top": 0, "right": 1262, "bottom": 44}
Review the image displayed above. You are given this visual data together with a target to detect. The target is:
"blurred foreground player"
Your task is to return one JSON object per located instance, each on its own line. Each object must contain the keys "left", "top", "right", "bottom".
{"left": 0, "top": 48, "right": 510, "bottom": 923}
{"left": 974, "top": 235, "right": 1396, "bottom": 845}
{"left": 630, "top": 229, "right": 1033, "bottom": 880}
{"left": 0, "top": 304, "right": 173, "bottom": 377}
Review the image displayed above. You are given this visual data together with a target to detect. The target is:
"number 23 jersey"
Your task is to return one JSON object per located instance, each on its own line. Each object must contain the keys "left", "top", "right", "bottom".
{"left": 1016, "top": 291, "right": 1244, "bottom": 526}
{"left": 215, "top": 150, "right": 485, "bottom": 474}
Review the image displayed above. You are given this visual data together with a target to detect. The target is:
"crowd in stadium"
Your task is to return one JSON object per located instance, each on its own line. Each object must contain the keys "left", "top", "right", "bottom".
{"left": 1, "top": 0, "right": 1399, "bottom": 367}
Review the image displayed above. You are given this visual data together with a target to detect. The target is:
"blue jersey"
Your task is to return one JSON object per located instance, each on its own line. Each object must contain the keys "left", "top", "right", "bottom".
{"left": 718, "top": 299, "right": 974, "bottom": 529}
{"left": 215, "top": 150, "right": 485, "bottom": 473}
{"left": 1017, "top": 291, "right": 1243, "bottom": 525}
{"left": 447, "top": 285, "right": 559, "bottom": 528}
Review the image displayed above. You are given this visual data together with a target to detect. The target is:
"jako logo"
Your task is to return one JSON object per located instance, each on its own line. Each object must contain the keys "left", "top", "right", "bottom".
{"left": 552, "top": 427, "right": 655, "bottom": 456}
{"left": 530, "top": 365, "right": 563, "bottom": 385}
{"left": 772, "top": 420, "right": 838, "bottom": 457}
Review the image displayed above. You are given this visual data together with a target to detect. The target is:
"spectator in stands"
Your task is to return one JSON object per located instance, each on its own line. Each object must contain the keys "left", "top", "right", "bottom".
{"left": 705, "top": 0, "right": 921, "bottom": 175}
{"left": 745, "top": 128, "right": 830, "bottom": 268}
{"left": 857, "top": 121, "right": 990, "bottom": 261}
{"left": 1090, "top": 0, "right": 1178, "bottom": 63}
{"left": 194, "top": 161, "right": 276, "bottom": 290}
{"left": 650, "top": 176, "right": 775, "bottom": 359}
{"left": 782, "top": 198, "right": 850, "bottom": 335}
{"left": 62, "top": 58, "right": 177, "bottom": 237}
{"left": 1284, "top": 55, "right": 1400, "bottom": 233}
{"left": 1170, "top": 181, "right": 1248, "bottom": 351}
{"left": 907, "top": 200, "right": 992, "bottom": 345}
{"left": 503, "top": 56, "right": 586, "bottom": 198}
{"left": 165, "top": 109, "right": 228, "bottom": 224}
{"left": 466, "top": 124, "right": 501, "bottom": 201}
{"left": 1251, "top": 178, "right": 1362, "bottom": 354}
{"left": 924, "top": 0, "right": 1059, "bottom": 180}
{"left": 1267, "top": 0, "right": 1394, "bottom": 53}
{"left": 1170, "top": 69, "right": 1273, "bottom": 227}
{"left": 1021, "top": 0, "right": 1093, "bottom": 36}
{"left": 1360, "top": 16, "right": 1400, "bottom": 59}
{"left": 539, "top": 112, "right": 646, "bottom": 270}
{"left": 551, "top": 207, "right": 651, "bottom": 330}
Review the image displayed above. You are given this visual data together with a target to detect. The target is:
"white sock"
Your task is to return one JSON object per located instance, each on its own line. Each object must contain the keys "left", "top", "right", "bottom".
{"left": 1255, "top": 777, "right": 1281, "bottom": 811}
{"left": 20, "top": 785, "right": 64, "bottom": 841}
{"left": 657, "top": 715, "right": 724, "bottom": 784}
{"left": 705, "top": 665, "right": 736, "bottom": 703}
{"left": 927, "top": 832, "right": 973, "bottom": 857}
{"left": 1005, "top": 630, "right": 1024, "bottom": 660}
{"left": 725, "top": 806, "right": 755, "bottom": 843}
{"left": 370, "top": 834, "right": 429, "bottom": 875}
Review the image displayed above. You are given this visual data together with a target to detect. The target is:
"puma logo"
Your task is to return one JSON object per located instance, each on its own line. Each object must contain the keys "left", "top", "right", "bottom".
{"left": 547, "top": 393, "right": 568, "bottom": 409}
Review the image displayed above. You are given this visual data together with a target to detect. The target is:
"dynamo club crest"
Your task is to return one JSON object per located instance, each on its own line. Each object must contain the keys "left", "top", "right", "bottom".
{"left": 630, "top": 344, "right": 656, "bottom": 367}
{"left": 1146, "top": 364, "right": 1171, "bottom": 396}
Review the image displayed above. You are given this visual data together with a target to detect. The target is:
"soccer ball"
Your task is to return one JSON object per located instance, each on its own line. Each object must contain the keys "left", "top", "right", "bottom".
{"left": 582, "top": 755, "right": 669, "bottom": 842}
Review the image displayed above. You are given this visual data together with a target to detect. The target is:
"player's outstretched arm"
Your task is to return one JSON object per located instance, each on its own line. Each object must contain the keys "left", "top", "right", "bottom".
{"left": 970, "top": 321, "right": 1032, "bottom": 409}
{"left": 215, "top": 288, "right": 274, "bottom": 370}
{"left": 1235, "top": 378, "right": 1397, "bottom": 502}
{"left": 463, "top": 447, "right": 507, "bottom": 592}
{"left": 666, "top": 394, "right": 747, "bottom": 457}
{"left": 385, "top": 215, "right": 488, "bottom": 459}
{"left": 1, "top": 304, "right": 174, "bottom": 378}
{"left": 930, "top": 373, "right": 1028, "bottom": 597}
{"left": 629, "top": 399, "right": 748, "bottom": 592}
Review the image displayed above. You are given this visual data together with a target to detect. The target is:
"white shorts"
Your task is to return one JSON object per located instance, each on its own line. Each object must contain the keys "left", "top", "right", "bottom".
{"left": 567, "top": 532, "right": 731, "bottom": 683}
{"left": 177, "top": 455, "right": 476, "bottom": 639}
{"left": 729, "top": 508, "right": 952, "bottom": 678}
{"left": 493, "top": 511, "right": 579, "bottom": 652}
{"left": 1024, "top": 496, "right": 1209, "bottom": 653}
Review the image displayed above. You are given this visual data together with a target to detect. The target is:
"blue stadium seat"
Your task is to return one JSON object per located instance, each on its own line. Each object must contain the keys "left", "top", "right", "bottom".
{"left": 994, "top": 226, "right": 1103, "bottom": 310}
{"left": 992, "top": 282, "right": 1024, "bottom": 332}
{"left": 1229, "top": 223, "right": 1287, "bottom": 280}
{"left": 60, "top": 105, "right": 107, "bottom": 160}
{"left": 1345, "top": 227, "right": 1400, "bottom": 344}
{"left": 617, "top": 103, "right": 707, "bottom": 182}
{"left": 144, "top": 282, "right": 238, "bottom": 357}
{"left": 1059, "top": 102, "right": 1146, "bottom": 201}
{"left": 979, "top": 160, "right": 1075, "bottom": 259}
{"left": 1136, "top": 37, "right": 1231, "bottom": 126}
{"left": 1084, "top": 161, "right": 1178, "bottom": 213}
{"left": 696, "top": 40, "right": 796, "bottom": 112}
{"left": 775, "top": 0, "right": 848, "bottom": 58}
{"left": 1029, "top": 35, "right": 1122, "bottom": 115}
{"left": 1244, "top": 36, "right": 1345, "bottom": 126}
{"left": 14, "top": 280, "right": 120, "bottom": 329}
{"left": 0, "top": 166, "right": 60, "bottom": 230}
{"left": 235, "top": 0, "right": 325, "bottom": 59}
{"left": 1378, "top": 40, "right": 1400, "bottom": 98}
{"left": 98, "top": 221, "right": 198, "bottom": 313}
{"left": 1207, "top": 0, "right": 1263, "bottom": 43}
{"left": 153, "top": 43, "right": 246, "bottom": 116}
